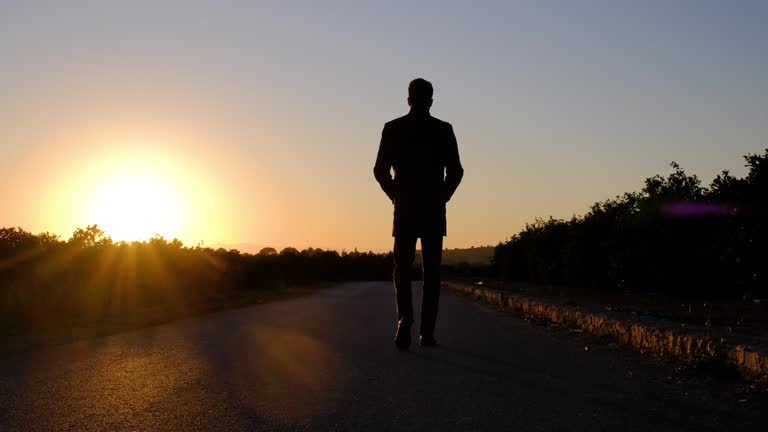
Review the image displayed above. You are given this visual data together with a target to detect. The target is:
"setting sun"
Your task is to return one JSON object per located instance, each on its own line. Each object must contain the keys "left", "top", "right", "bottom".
{"left": 87, "top": 175, "right": 181, "bottom": 242}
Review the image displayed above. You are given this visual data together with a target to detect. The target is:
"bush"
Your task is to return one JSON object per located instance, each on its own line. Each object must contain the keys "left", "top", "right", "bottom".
{"left": 492, "top": 149, "right": 768, "bottom": 300}
{"left": 0, "top": 228, "right": 393, "bottom": 329}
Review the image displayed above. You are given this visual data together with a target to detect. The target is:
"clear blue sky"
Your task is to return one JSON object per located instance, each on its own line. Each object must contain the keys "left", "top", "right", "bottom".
{"left": 1, "top": 1, "right": 766, "bottom": 251}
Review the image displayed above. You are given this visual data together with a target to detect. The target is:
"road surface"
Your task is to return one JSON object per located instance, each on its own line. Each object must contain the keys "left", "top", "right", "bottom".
{"left": 0, "top": 282, "right": 760, "bottom": 431}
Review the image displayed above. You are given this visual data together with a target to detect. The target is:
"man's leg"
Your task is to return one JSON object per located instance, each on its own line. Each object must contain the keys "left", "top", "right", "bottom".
{"left": 393, "top": 235, "right": 417, "bottom": 349}
{"left": 420, "top": 235, "right": 443, "bottom": 343}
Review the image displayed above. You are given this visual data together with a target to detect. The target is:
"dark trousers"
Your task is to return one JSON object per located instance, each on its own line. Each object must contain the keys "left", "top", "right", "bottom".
{"left": 393, "top": 235, "right": 443, "bottom": 337}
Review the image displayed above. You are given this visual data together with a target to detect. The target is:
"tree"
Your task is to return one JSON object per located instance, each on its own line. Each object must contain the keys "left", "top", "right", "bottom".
{"left": 642, "top": 162, "right": 704, "bottom": 200}
{"left": 0, "top": 227, "right": 38, "bottom": 254}
{"left": 37, "top": 232, "right": 62, "bottom": 248}
{"left": 258, "top": 247, "right": 277, "bottom": 256}
{"left": 69, "top": 225, "right": 112, "bottom": 247}
{"left": 280, "top": 247, "right": 299, "bottom": 256}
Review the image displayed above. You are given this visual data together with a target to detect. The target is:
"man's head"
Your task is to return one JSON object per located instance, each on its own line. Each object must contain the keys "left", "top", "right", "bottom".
{"left": 408, "top": 78, "right": 433, "bottom": 110}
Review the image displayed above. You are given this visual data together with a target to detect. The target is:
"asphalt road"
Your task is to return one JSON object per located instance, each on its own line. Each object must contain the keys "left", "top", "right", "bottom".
{"left": 0, "top": 282, "right": 760, "bottom": 431}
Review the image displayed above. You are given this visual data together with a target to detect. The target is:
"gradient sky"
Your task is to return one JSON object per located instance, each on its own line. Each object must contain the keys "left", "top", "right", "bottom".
{"left": 1, "top": 1, "right": 767, "bottom": 252}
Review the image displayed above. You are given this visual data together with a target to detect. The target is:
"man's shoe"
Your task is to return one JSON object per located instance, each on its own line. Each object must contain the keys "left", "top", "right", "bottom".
{"left": 394, "top": 320, "right": 412, "bottom": 351}
{"left": 419, "top": 335, "right": 437, "bottom": 347}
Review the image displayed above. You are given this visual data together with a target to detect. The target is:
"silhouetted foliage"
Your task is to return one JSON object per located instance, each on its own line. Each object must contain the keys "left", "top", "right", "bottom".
{"left": 0, "top": 227, "right": 392, "bottom": 331}
{"left": 492, "top": 150, "right": 768, "bottom": 300}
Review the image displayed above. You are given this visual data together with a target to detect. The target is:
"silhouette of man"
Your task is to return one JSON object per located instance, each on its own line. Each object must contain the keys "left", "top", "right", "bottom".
{"left": 374, "top": 78, "right": 463, "bottom": 350}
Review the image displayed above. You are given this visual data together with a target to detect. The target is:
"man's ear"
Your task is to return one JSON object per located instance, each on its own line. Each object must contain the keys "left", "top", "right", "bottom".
{"left": 427, "top": 98, "right": 433, "bottom": 108}
{"left": 407, "top": 96, "right": 413, "bottom": 107}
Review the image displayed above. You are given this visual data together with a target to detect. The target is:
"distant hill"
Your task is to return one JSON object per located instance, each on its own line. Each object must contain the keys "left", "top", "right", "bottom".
{"left": 414, "top": 245, "right": 495, "bottom": 266}
{"left": 442, "top": 246, "right": 494, "bottom": 265}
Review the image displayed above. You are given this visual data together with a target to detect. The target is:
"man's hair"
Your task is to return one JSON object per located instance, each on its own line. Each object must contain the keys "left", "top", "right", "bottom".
{"left": 408, "top": 78, "right": 433, "bottom": 106}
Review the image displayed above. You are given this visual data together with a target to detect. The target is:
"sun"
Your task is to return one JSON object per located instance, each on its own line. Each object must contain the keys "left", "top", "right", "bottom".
{"left": 87, "top": 175, "right": 181, "bottom": 242}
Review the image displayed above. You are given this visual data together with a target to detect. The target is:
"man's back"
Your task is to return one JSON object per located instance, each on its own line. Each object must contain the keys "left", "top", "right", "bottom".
{"left": 381, "top": 113, "right": 456, "bottom": 201}
{"left": 374, "top": 111, "right": 463, "bottom": 237}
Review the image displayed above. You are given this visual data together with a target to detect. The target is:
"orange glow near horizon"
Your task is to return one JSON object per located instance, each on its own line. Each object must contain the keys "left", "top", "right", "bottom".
{"left": 40, "top": 133, "right": 240, "bottom": 246}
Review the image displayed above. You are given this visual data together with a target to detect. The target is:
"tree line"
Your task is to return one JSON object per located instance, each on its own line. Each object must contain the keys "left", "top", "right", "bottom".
{"left": 0, "top": 226, "right": 392, "bottom": 330}
{"left": 491, "top": 149, "right": 768, "bottom": 300}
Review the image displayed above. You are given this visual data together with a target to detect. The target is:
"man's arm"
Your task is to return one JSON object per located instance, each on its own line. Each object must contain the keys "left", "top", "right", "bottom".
{"left": 373, "top": 124, "right": 396, "bottom": 201}
{"left": 443, "top": 124, "right": 464, "bottom": 202}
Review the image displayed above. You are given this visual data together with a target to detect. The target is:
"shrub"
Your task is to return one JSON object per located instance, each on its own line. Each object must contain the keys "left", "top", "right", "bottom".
{"left": 492, "top": 150, "right": 768, "bottom": 300}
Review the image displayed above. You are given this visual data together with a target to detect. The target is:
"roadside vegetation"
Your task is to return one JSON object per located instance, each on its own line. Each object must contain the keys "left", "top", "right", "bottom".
{"left": 0, "top": 226, "right": 391, "bottom": 336}
{"left": 492, "top": 149, "right": 768, "bottom": 301}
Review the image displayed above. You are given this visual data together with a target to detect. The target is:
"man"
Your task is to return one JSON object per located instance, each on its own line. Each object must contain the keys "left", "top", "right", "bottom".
{"left": 374, "top": 78, "right": 464, "bottom": 350}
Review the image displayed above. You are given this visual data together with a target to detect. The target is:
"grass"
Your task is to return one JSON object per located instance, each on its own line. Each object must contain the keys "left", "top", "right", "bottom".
{"left": 0, "top": 283, "right": 333, "bottom": 354}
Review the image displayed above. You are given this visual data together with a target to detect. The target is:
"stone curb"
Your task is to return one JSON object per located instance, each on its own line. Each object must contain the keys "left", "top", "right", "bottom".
{"left": 446, "top": 281, "right": 768, "bottom": 379}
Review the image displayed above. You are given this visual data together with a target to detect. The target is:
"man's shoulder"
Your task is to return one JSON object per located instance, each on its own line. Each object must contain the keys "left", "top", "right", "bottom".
{"left": 384, "top": 114, "right": 453, "bottom": 129}
{"left": 428, "top": 115, "right": 453, "bottom": 130}
{"left": 384, "top": 115, "right": 409, "bottom": 129}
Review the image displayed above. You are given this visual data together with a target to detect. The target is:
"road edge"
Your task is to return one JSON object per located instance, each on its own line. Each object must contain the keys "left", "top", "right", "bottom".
{"left": 445, "top": 280, "right": 768, "bottom": 380}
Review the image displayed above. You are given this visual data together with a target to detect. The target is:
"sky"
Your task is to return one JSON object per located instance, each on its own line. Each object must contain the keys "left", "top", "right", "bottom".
{"left": 1, "top": 0, "right": 767, "bottom": 252}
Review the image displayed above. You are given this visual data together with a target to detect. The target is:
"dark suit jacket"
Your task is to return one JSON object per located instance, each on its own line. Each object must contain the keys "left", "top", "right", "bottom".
{"left": 374, "top": 110, "right": 464, "bottom": 237}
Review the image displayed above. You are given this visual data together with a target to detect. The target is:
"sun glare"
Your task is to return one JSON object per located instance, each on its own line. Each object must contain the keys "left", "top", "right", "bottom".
{"left": 88, "top": 175, "right": 181, "bottom": 242}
